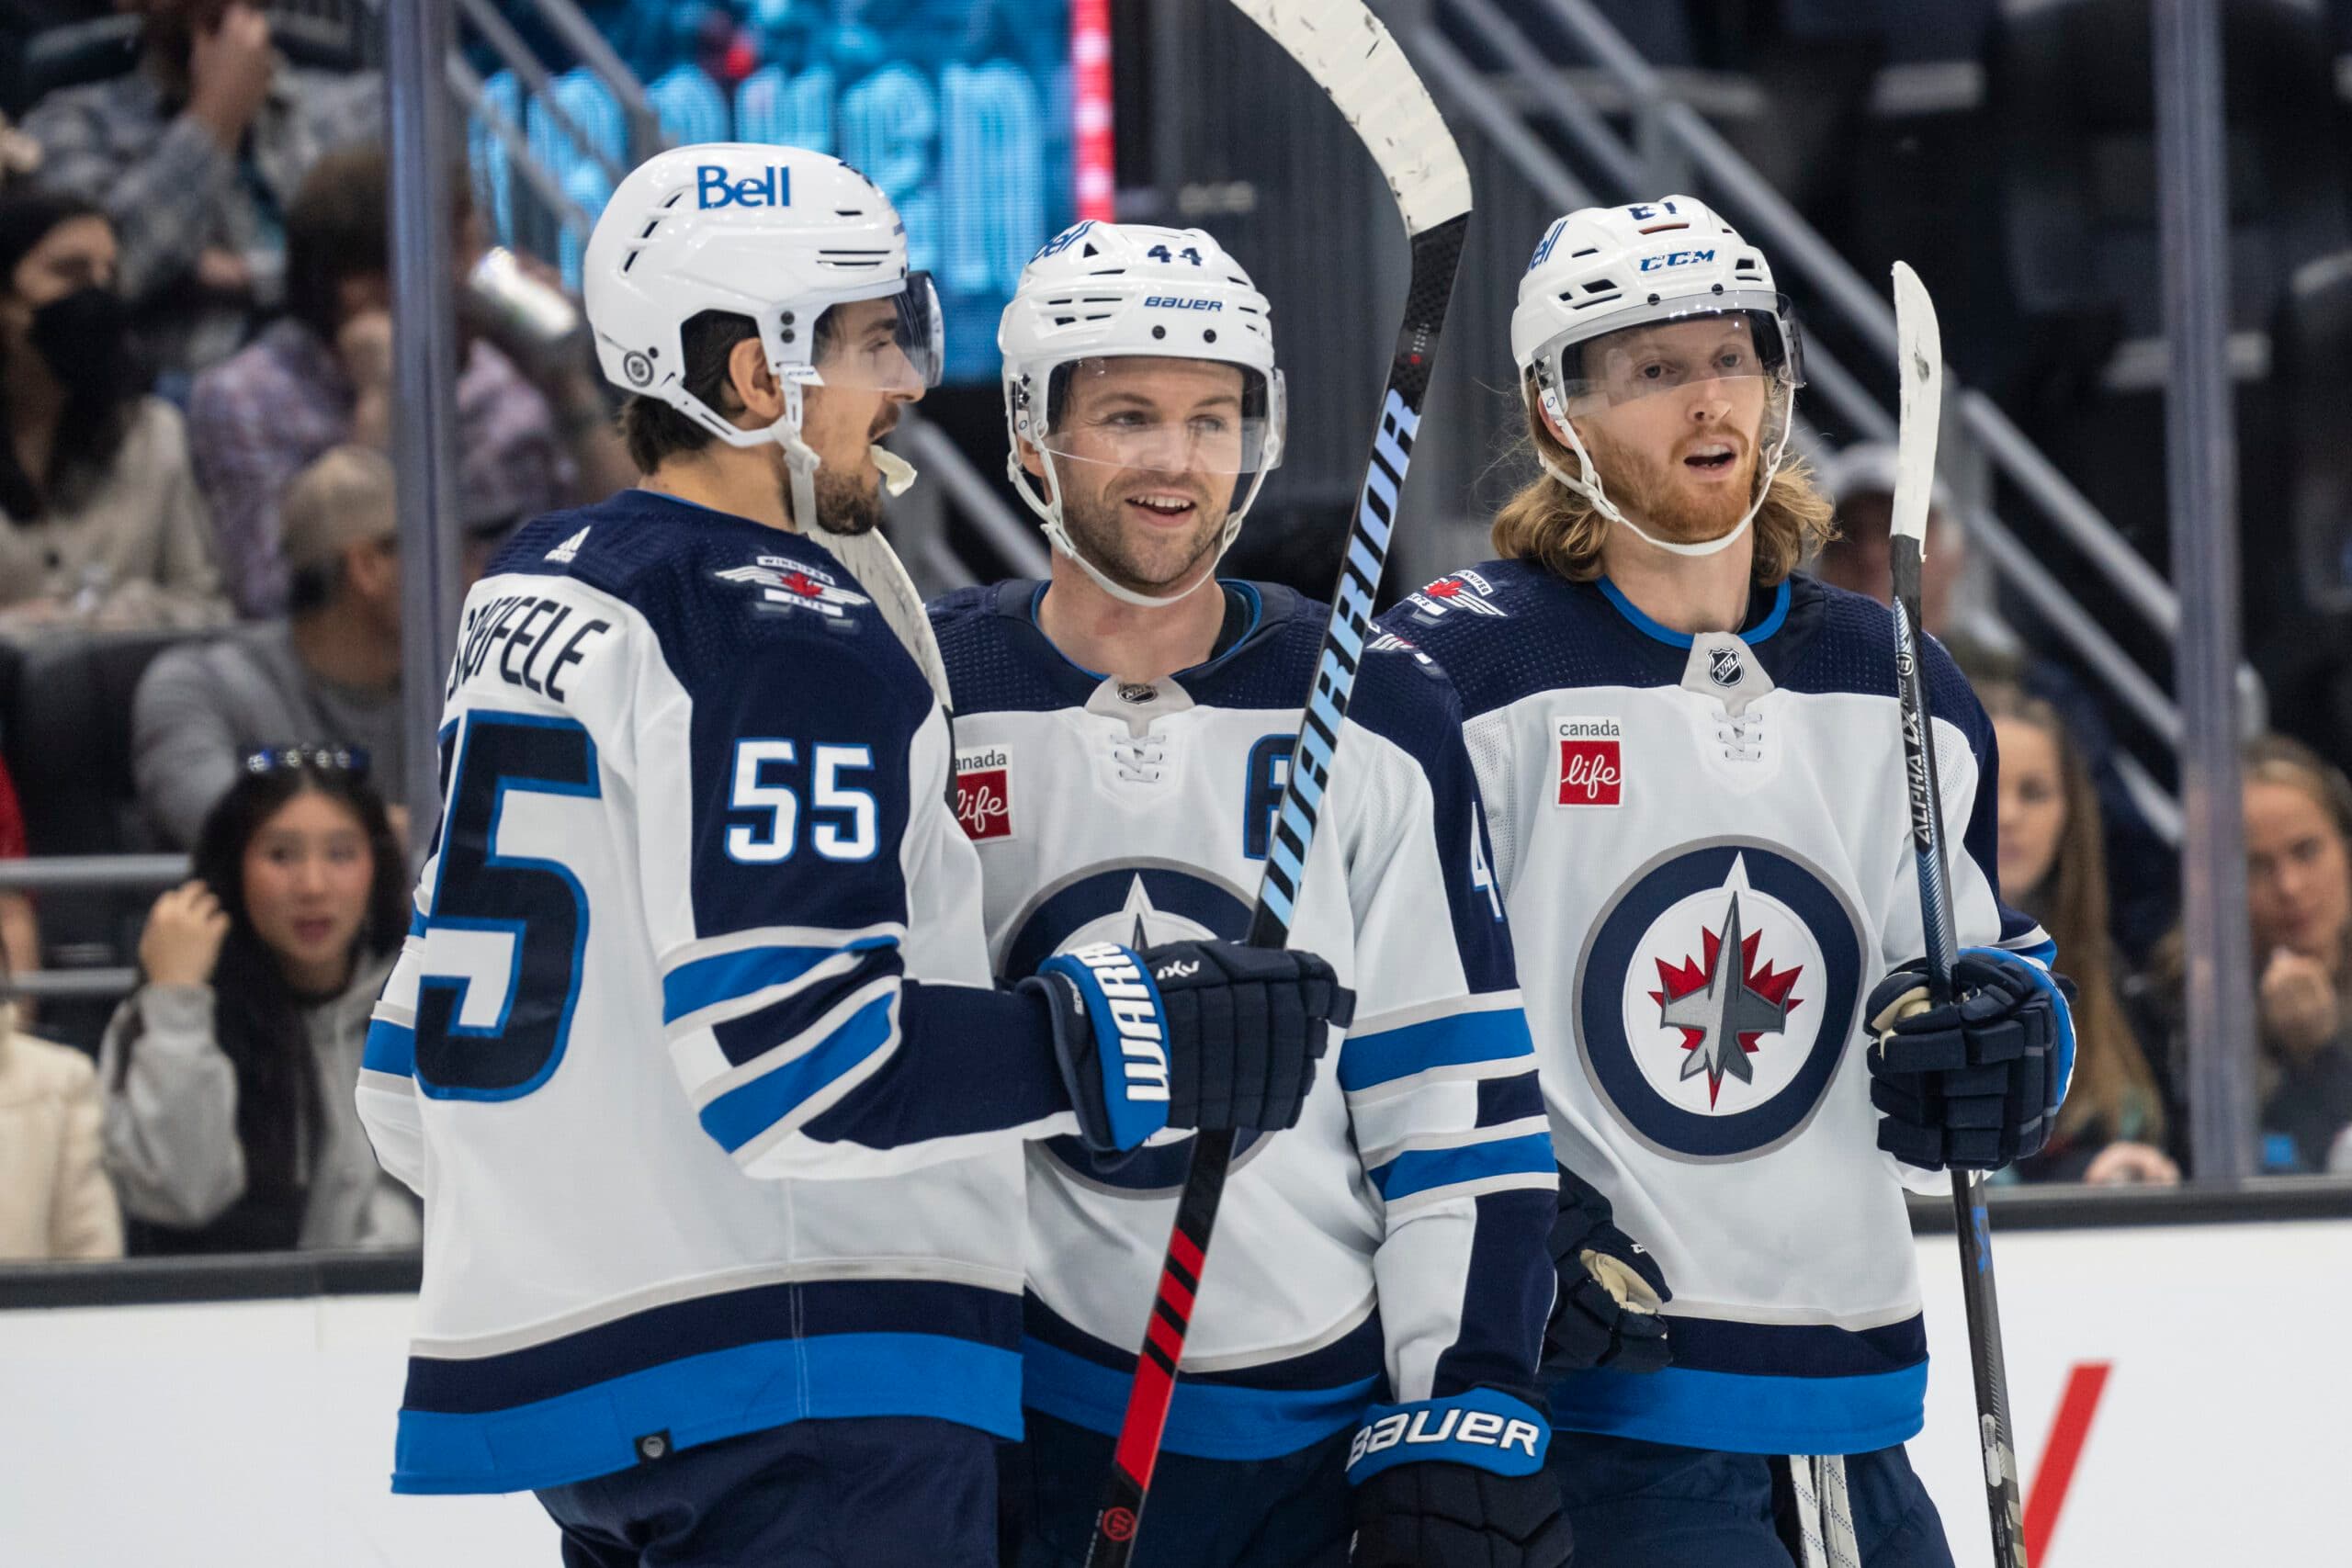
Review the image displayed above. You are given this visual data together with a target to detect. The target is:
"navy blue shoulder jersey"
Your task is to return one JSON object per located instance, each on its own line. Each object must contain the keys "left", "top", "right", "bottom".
{"left": 1374, "top": 562, "right": 2058, "bottom": 1457}
{"left": 356, "top": 492, "right": 1076, "bottom": 1496}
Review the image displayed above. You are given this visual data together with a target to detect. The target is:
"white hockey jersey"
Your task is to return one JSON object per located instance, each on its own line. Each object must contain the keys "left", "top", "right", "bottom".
{"left": 355, "top": 492, "right": 1080, "bottom": 1495}
{"left": 1377, "top": 563, "right": 2054, "bottom": 1458}
{"left": 929, "top": 580, "right": 1557, "bottom": 1461}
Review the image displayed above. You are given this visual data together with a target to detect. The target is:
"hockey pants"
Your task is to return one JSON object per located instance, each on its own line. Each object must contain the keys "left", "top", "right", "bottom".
{"left": 535, "top": 1415, "right": 996, "bottom": 1567}
{"left": 1546, "top": 1430, "right": 1954, "bottom": 1568}
{"left": 1002, "top": 1407, "right": 1353, "bottom": 1568}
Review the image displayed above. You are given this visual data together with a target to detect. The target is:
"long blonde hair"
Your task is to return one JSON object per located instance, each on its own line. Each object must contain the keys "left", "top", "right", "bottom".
{"left": 1981, "top": 685, "right": 2165, "bottom": 1146}
{"left": 1489, "top": 370, "right": 1837, "bottom": 585}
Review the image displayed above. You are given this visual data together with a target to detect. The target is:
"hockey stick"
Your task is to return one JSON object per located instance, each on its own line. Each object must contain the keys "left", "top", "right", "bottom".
{"left": 1889, "top": 260, "right": 2030, "bottom": 1568}
{"left": 1081, "top": 6, "right": 1472, "bottom": 1562}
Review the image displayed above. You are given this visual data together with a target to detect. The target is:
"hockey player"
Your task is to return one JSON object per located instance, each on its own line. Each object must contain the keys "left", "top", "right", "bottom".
{"left": 1376, "top": 197, "right": 2075, "bottom": 1568}
{"left": 352, "top": 148, "right": 1349, "bottom": 1566}
{"left": 931, "top": 220, "right": 1570, "bottom": 1568}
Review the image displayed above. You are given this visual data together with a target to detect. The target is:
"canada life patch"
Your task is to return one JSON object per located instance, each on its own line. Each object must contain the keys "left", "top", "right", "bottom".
{"left": 955, "top": 745, "right": 1013, "bottom": 841}
{"left": 1556, "top": 716, "right": 1623, "bottom": 807}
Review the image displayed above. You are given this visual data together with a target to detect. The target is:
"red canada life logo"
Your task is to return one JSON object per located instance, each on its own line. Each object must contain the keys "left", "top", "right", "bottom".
{"left": 955, "top": 747, "right": 1014, "bottom": 840}
{"left": 1556, "top": 716, "right": 1623, "bottom": 807}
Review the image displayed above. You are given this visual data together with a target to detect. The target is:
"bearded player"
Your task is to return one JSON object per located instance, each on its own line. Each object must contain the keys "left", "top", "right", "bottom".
{"left": 930, "top": 220, "right": 1570, "bottom": 1568}
{"left": 1375, "top": 197, "right": 2075, "bottom": 1567}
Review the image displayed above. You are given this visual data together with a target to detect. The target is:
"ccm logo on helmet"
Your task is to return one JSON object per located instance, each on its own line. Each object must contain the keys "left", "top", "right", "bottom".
{"left": 696, "top": 164, "right": 792, "bottom": 210}
{"left": 1638, "top": 249, "right": 1716, "bottom": 271}
{"left": 1066, "top": 942, "right": 1170, "bottom": 1100}
{"left": 1143, "top": 296, "right": 1223, "bottom": 311}
{"left": 1348, "top": 1408, "right": 1545, "bottom": 1469}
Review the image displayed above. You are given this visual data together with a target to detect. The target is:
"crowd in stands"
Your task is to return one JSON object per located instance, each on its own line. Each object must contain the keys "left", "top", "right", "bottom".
{"left": 0, "top": 1, "right": 2346, "bottom": 1265}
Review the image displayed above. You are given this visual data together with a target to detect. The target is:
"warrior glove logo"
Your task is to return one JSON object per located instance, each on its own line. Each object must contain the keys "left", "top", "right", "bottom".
{"left": 1066, "top": 942, "right": 1170, "bottom": 1100}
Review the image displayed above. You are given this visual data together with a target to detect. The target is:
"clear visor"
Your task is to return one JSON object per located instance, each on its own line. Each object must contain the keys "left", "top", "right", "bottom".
{"left": 1036, "top": 355, "right": 1279, "bottom": 480}
{"left": 804, "top": 272, "right": 944, "bottom": 393}
{"left": 1549, "top": 304, "right": 1800, "bottom": 411}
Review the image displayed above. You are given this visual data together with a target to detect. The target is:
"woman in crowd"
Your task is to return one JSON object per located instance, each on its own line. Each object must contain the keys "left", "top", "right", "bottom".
{"left": 98, "top": 750, "right": 417, "bottom": 1252}
{"left": 2135, "top": 734, "right": 2352, "bottom": 1173}
{"left": 0, "top": 964, "right": 121, "bottom": 1259}
{"left": 0, "top": 188, "right": 227, "bottom": 635}
{"left": 1984, "top": 683, "right": 2179, "bottom": 1183}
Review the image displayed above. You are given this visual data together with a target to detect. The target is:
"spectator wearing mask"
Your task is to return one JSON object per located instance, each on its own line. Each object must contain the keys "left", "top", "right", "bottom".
{"left": 2134, "top": 735, "right": 2352, "bottom": 1173}
{"left": 20, "top": 0, "right": 379, "bottom": 378}
{"left": 131, "top": 445, "right": 404, "bottom": 848}
{"left": 97, "top": 750, "right": 414, "bottom": 1253}
{"left": 0, "top": 979, "right": 123, "bottom": 1259}
{"left": 1982, "top": 683, "right": 2177, "bottom": 1184}
{"left": 0, "top": 189, "right": 227, "bottom": 635}
{"left": 187, "top": 141, "right": 626, "bottom": 618}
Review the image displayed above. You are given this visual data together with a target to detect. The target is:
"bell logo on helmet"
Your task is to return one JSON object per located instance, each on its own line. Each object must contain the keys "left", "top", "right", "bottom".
{"left": 695, "top": 164, "right": 792, "bottom": 210}
{"left": 1638, "top": 249, "right": 1717, "bottom": 271}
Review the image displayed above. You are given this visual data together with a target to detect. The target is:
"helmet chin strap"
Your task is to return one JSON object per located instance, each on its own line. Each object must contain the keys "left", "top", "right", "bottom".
{"left": 1538, "top": 389, "right": 1791, "bottom": 562}
{"left": 766, "top": 384, "right": 955, "bottom": 708}
{"left": 1029, "top": 446, "right": 1225, "bottom": 610}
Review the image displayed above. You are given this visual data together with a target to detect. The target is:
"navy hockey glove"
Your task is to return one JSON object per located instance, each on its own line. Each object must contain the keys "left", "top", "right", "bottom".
{"left": 1025, "top": 940, "right": 1349, "bottom": 1152}
{"left": 1348, "top": 1391, "right": 1566, "bottom": 1567}
{"left": 1542, "top": 1163, "right": 1671, "bottom": 1378}
{"left": 1865, "top": 948, "right": 2076, "bottom": 1172}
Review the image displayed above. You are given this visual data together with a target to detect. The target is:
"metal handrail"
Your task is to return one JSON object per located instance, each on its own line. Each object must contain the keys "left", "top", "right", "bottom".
{"left": 0, "top": 855, "right": 188, "bottom": 893}
{"left": 453, "top": 0, "right": 628, "bottom": 188}
{"left": 505, "top": 0, "right": 667, "bottom": 166}
{"left": 447, "top": 54, "right": 595, "bottom": 240}
{"left": 898, "top": 415, "right": 1054, "bottom": 581}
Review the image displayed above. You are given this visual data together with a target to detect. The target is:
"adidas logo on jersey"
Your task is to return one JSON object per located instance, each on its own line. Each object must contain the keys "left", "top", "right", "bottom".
{"left": 545, "top": 526, "right": 590, "bottom": 564}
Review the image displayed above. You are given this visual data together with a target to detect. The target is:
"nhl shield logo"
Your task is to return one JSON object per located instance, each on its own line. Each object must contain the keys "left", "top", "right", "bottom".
{"left": 1708, "top": 646, "right": 1744, "bottom": 688}
{"left": 1575, "top": 840, "right": 1863, "bottom": 1160}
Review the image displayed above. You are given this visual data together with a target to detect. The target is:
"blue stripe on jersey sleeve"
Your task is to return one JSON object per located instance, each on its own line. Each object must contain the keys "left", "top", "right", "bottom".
{"left": 1369, "top": 1132, "right": 1556, "bottom": 1202}
{"left": 662, "top": 935, "right": 896, "bottom": 1026}
{"left": 364, "top": 1016, "right": 416, "bottom": 1077}
{"left": 698, "top": 991, "right": 898, "bottom": 1153}
{"left": 1339, "top": 1007, "right": 1535, "bottom": 1093}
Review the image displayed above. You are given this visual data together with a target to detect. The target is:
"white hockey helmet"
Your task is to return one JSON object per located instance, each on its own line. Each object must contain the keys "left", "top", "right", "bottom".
{"left": 1000, "top": 220, "right": 1286, "bottom": 607}
{"left": 1510, "top": 195, "right": 1804, "bottom": 558}
{"left": 582, "top": 142, "right": 943, "bottom": 533}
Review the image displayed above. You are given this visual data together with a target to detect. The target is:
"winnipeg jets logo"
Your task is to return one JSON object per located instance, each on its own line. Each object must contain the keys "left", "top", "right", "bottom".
{"left": 1406, "top": 569, "right": 1508, "bottom": 622}
{"left": 714, "top": 558, "right": 871, "bottom": 618}
{"left": 1651, "top": 890, "right": 1804, "bottom": 1106}
{"left": 1577, "top": 842, "right": 1863, "bottom": 1160}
